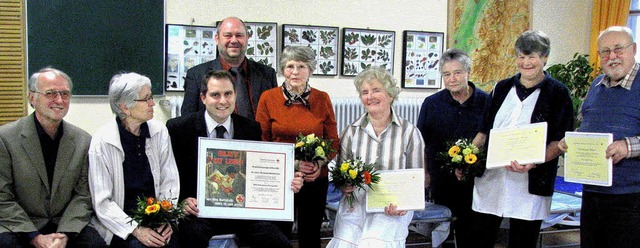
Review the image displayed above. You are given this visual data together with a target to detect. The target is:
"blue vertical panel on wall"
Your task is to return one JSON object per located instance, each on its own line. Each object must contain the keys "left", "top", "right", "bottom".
{"left": 27, "top": 0, "right": 164, "bottom": 95}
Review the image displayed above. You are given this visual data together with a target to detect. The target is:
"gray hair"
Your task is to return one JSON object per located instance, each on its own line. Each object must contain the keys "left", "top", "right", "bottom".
{"left": 440, "top": 48, "right": 472, "bottom": 73}
{"left": 598, "top": 26, "right": 634, "bottom": 43}
{"left": 353, "top": 67, "right": 401, "bottom": 101}
{"left": 28, "top": 67, "right": 73, "bottom": 93}
{"left": 515, "top": 30, "right": 551, "bottom": 57}
{"left": 108, "top": 72, "right": 151, "bottom": 119}
{"left": 279, "top": 45, "right": 317, "bottom": 74}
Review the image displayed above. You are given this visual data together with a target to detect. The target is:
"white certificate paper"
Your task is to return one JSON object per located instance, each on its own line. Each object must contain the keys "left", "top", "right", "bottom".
{"left": 564, "top": 131, "right": 613, "bottom": 186}
{"left": 486, "top": 122, "right": 547, "bottom": 169}
{"left": 366, "top": 169, "right": 425, "bottom": 213}
{"left": 196, "top": 138, "right": 295, "bottom": 221}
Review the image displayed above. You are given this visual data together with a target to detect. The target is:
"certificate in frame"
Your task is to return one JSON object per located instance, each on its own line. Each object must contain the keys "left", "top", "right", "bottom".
{"left": 401, "top": 31, "right": 445, "bottom": 89}
{"left": 282, "top": 24, "right": 339, "bottom": 76}
{"left": 341, "top": 28, "right": 395, "bottom": 76}
{"left": 197, "top": 138, "right": 294, "bottom": 221}
{"left": 165, "top": 24, "right": 217, "bottom": 91}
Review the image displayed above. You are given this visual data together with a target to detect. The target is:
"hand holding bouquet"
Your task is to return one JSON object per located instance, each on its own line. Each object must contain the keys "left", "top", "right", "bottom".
{"left": 295, "top": 133, "right": 335, "bottom": 170}
{"left": 437, "top": 139, "right": 485, "bottom": 182}
{"left": 330, "top": 159, "right": 380, "bottom": 208}
{"left": 127, "top": 196, "right": 186, "bottom": 230}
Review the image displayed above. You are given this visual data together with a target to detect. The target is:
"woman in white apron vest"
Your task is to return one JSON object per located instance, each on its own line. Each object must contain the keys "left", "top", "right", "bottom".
{"left": 469, "top": 31, "right": 575, "bottom": 248}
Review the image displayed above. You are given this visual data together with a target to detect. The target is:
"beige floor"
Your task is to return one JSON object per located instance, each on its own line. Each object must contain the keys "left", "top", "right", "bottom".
{"left": 292, "top": 225, "right": 580, "bottom": 248}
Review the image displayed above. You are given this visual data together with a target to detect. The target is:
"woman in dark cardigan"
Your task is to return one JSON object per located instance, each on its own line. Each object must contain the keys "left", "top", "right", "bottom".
{"left": 470, "top": 30, "right": 574, "bottom": 248}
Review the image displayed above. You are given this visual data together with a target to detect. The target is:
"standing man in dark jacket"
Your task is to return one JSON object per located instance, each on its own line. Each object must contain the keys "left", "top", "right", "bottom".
{"left": 181, "top": 16, "right": 277, "bottom": 120}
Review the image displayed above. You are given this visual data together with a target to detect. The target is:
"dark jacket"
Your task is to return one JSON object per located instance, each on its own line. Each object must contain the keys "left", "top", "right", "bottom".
{"left": 180, "top": 58, "right": 277, "bottom": 117}
{"left": 166, "top": 111, "right": 261, "bottom": 200}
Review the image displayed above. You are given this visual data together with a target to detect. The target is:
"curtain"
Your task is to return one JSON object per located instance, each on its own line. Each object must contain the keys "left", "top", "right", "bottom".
{"left": 589, "top": 0, "right": 632, "bottom": 73}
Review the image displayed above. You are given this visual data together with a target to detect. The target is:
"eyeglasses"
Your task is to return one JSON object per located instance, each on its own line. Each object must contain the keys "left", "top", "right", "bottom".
{"left": 133, "top": 95, "right": 154, "bottom": 102}
{"left": 598, "top": 43, "right": 634, "bottom": 57}
{"left": 31, "top": 90, "right": 71, "bottom": 100}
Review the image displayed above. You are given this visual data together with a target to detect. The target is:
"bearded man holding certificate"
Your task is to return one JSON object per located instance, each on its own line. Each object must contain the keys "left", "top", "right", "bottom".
{"left": 558, "top": 26, "right": 640, "bottom": 248}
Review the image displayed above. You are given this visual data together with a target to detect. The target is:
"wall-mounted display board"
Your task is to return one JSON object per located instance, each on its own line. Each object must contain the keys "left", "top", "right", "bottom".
{"left": 341, "top": 28, "right": 395, "bottom": 76}
{"left": 27, "top": 1, "right": 164, "bottom": 95}
{"left": 165, "top": 24, "right": 217, "bottom": 91}
{"left": 245, "top": 22, "right": 278, "bottom": 71}
{"left": 401, "top": 31, "right": 445, "bottom": 89}
{"left": 282, "top": 24, "right": 339, "bottom": 76}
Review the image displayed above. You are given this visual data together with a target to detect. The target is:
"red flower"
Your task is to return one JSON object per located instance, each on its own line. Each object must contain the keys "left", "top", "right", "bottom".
{"left": 364, "top": 171, "right": 371, "bottom": 185}
{"left": 146, "top": 197, "right": 155, "bottom": 205}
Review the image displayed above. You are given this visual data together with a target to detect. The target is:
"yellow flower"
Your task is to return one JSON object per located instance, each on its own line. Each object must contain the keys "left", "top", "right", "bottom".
{"left": 462, "top": 148, "right": 472, "bottom": 156}
{"left": 145, "top": 203, "right": 160, "bottom": 215}
{"left": 448, "top": 146, "right": 461, "bottom": 157}
{"left": 452, "top": 155, "right": 463, "bottom": 163}
{"left": 340, "top": 162, "right": 349, "bottom": 172}
{"left": 348, "top": 169, "right": 357, "bottom": 179}
{"left": 315, "top": 147, "right": 325, "bottom": 157}
{"left": 295, "top": 141, "right": 304, "bottom": 148}
{"left": 465, "top": 154, "right": 477, "bottom": 164}
{"left": 305, "top": 133, "right": 317, "bottom": 144}
{"left": 321, "top": 141, "right": 326, "bottom": 146}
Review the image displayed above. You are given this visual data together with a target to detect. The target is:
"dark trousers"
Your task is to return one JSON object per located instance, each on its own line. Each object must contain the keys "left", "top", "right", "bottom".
{"left": 0, "top": 224, "right": 106, "bottom": 248}
{"left": 275, "top": 177, "right": 328, "bottom": 248}
{"left": 178, "top": 216, "right": 291, "bottom": 248}
{"left": 470, "top": 211, "right": 542, "bottom": 248}
{"left": 581, "top": 191, "right": 640, "bottom": 248}
{"left": 432, "top": 175, "right": 474, "bottom": 248}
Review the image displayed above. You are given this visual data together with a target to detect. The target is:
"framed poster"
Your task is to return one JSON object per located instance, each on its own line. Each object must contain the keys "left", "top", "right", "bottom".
{"left": 196, "top": 138, "right": 295, "bottom": 221}
{"left": 282, "top": 24, "right": 339, "bottom": 76}
{"left": 165, "top": 24, "right": 217, "bottom": 92}
{"left": 245, "top": 22, "right": 278, "bottom": 71}
{"left": 401, "top": 31, "right": 445, "bottom": 89}
{"left": 447, "top": 0, "right": 531, "bottom": 91}
{"left": 341, "top": 28, "right": 395, "bottom": 76}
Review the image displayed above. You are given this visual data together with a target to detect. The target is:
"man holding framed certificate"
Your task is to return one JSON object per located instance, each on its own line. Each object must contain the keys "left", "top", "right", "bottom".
{"left": 558, "top": 26, "right": 640, "bottom": 248}
{"left": 167, "top": 70, "right": 302, "bottom": 247}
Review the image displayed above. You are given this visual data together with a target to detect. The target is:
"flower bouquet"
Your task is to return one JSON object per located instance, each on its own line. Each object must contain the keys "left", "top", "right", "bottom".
{"left": 294, "top": 133, "right": 335, "bottom": 169}
{"left": 127, "top": 196, "right": 186, "bottom": 230}
{"left": 437, "top": 139, "right": 486, "bottom": 182}
{"left": 329, "top": 159, "right": 380, "bottom": 208}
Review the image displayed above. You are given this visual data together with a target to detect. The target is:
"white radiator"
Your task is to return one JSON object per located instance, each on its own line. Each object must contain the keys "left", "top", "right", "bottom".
{"left": 331, "top": 97, "right": 424, "bottom": 134}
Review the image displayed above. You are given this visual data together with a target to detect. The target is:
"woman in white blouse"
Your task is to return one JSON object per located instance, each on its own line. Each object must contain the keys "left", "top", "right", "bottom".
{"left": 326, "top": 67, "right": 425, "bottom": 248}
{"left": 88, "top": 72, "right": 180, "bottom": 247}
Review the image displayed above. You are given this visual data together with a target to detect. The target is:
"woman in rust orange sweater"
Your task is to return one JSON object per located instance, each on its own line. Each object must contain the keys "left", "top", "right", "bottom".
{"left": 256, "top": 45, "right": 339, "bottom": 248}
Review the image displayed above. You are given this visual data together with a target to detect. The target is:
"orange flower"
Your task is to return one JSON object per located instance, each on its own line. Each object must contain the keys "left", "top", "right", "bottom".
{"left": 364, "top": 171, "right": 372, "bottom": 185}
{"left": 146, "top": 197, "right": 155, "bottom": 205}
{"left": 160, "top": 200, "right": 172, "bottom": 211}
{"left": 145, "top": 204, "right": 160, "bottom": 215}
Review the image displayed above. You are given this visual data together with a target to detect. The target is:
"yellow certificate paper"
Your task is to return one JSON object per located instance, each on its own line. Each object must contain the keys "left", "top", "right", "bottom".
{"left": 366, "top": 169, "right": 425, "bottom": 213}
{"left": 486, "top": 122, "right": 547, "bottom": 169}
{"left": 564, "top": 132, "right": 613, "bottom": 186}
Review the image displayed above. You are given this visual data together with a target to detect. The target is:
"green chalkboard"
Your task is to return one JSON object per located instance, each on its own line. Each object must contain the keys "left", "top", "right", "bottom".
{"left": 27, "top": 1, "right": 164, "bottom": 95}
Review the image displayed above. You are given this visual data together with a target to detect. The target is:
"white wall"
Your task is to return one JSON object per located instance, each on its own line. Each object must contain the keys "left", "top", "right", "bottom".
{"left": 52, "top": 0, "right": 593, "bottom": 134}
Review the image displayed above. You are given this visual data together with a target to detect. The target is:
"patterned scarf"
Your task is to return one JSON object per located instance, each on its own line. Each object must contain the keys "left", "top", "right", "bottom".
{"left": 282, "top": 81, "right": 311, "bottom": 109}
